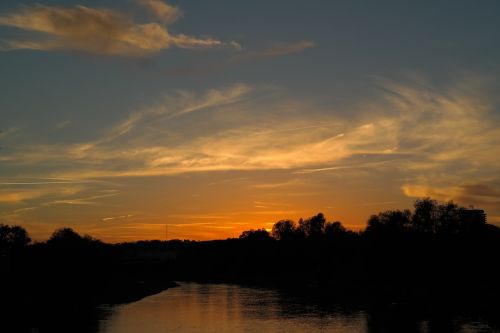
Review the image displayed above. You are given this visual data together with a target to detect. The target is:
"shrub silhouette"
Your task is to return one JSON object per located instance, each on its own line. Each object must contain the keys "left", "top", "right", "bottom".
{"left": 239, "top": 228, "right": 272, "bottom": 241}
{"left": 47, "top": 227, "right": 100, "bottom": 248}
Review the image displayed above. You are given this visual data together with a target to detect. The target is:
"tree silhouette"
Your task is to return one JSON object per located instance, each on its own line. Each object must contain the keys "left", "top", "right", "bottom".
{"left": 435, "top": 201, "right": 461, "bottom": 234}
{"left": 271, "top": 220, "right": 297, "bottom": 241}
{"left": 324, "top": 221, "right": 347, "bottom": 238}
{"left": 0, "top": 223, "right": 31, "bottom": 249}
{"left": 298, "top": 213, "right": 326, "bottom": 240}
{"left": 365, "top": 209, "right": 411, "bottom": 236}
{"left": 411, "top": 198, "right": 438, "bottom": 233}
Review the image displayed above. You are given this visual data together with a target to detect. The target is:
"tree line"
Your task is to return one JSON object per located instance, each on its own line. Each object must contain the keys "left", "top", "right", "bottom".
{"left": 0, "top": 198, "right": 492, "bottom": 250}
{"left": 1, "top": 198, "right": 499, "bottom": 307}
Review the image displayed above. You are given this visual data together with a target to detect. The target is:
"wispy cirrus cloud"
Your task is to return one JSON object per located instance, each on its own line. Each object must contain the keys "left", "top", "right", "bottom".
{"left": 0, "top": 185, "right": 84, "bottom": 203}
{"left": 66, "top": 83, "right": 253, "bottom": 157}
{"left": 136, "top": 0, "right": 182, "bottom": 24}
{"left": 0, "top": 187, "right": 120, "bottom": 221}
{"left": 3, "top": 77, "right": 500, "bottom": 182}
{"left": 0, "top": 2, "right": 238, "bottom": 56}
{"left": 230, "top": 40, "right": 315, "bottom": 63}
{"left": 0, "top": 127, "right": 19, "bottom": 139}
{"left": 3, "top": 76, "right": 500, "bottom": 227}
{"left": 0, "top": 180, "right": 96, "bottom": 185}
{"left": 166, "top": 40, "right": 315, "bottom": 77}
{"left": 56, "top": 120, "right": 71, "bottom": 129}
{"left": 403, "top": 183, "right": 500, "bottom": 209}
{"left": 102, "top": 214, "right": 134, "bottom": 222}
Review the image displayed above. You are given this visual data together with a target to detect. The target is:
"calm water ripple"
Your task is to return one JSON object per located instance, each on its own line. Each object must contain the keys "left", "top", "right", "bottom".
{"left": 97, "top": 283, "right": 496, "bottom": 333}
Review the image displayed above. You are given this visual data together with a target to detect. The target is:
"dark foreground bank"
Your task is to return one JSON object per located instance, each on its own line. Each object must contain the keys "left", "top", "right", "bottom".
{"left": 1, "top": 227, "right": 179, "bottom": 332}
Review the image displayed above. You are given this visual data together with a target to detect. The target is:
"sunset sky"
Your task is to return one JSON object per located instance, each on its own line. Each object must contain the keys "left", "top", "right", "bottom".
{"left": 1, "top": 0, "right": 500, "bottom": 242}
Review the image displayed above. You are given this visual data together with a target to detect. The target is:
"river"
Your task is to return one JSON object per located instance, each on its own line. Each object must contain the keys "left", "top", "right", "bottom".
{"left": 97, "top": 282, "right": 495, "bottom": 333}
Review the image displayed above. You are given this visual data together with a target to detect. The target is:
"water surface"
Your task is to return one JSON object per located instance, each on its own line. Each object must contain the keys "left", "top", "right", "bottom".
{"left": 98, "top": 282, "right": 495, "bottom": 333}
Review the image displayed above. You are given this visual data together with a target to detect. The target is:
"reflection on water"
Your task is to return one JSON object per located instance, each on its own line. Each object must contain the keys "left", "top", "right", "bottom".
{"left": 97, "top": 283, "right": 495, "bottom": 333}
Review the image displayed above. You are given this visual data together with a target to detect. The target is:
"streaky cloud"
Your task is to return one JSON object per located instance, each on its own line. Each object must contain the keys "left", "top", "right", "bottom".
{"left": 0, "top": 4, "right": 238, "bottom": 56}
{"left": 230, "top": 40, "right": 316, "bottom": 63}
{"left": 166, "top": 41, "right": 315, "bottom": 77}
{"left": 2, "top": 77, "right": 500, "bottom": 221}
{"left": 136, "top": 0, "right": 182, "bottom": 24}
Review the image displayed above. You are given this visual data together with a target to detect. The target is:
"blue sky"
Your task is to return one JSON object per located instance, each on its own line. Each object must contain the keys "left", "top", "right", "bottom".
{"left": 1, "top": 0, "right": 500, "bottom": 241}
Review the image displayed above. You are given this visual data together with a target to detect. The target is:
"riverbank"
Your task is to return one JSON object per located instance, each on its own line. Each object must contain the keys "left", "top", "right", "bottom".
{"left": 1, "top": 275, "right": 178, "bottom": 333}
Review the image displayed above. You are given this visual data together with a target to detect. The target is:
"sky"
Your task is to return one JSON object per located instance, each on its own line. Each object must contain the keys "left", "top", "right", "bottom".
{"left": 1, "top": 0, "right": 500, "bottom": 242}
